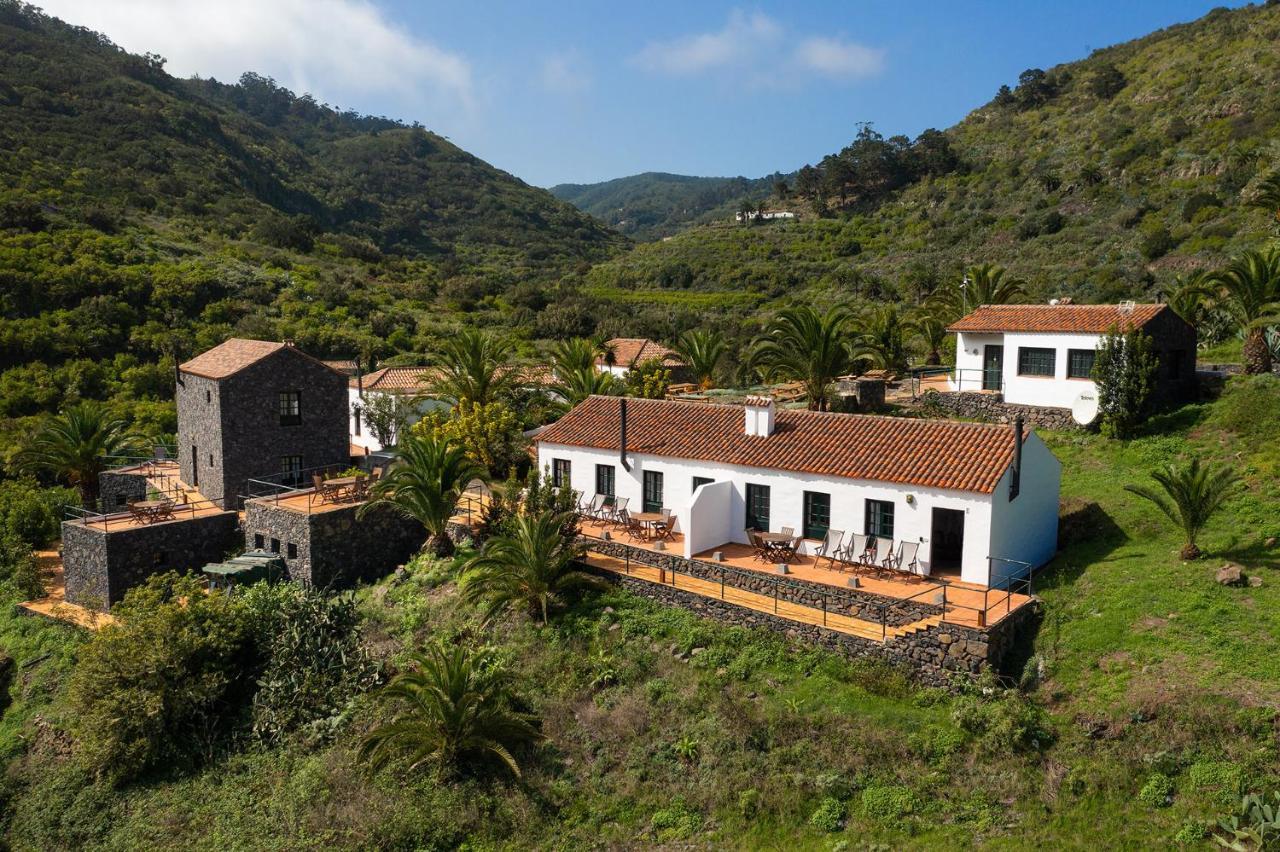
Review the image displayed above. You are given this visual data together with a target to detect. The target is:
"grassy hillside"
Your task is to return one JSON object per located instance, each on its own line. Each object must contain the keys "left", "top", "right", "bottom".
{"left": 584, "top": 3, "right": 1280, "bottom": 320}
{"left": 1, "top": 376, "right": 1278, "bottom": 849}
{"left": 549, "top": 171, "right": 788, "bottom": 241}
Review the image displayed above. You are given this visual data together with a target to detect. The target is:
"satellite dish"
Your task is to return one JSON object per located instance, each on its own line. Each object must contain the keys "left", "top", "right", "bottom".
{"left": 1072, "top": 390, "right": 1099, "bottom": 426}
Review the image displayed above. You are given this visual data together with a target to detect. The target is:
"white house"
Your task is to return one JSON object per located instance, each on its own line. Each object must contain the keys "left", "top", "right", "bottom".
{"left": 348, "top": 367, "right": 449, "bottom": 454}
{"left": 735, "top": 210, "right": 796, "bottom": 222}
{"left": 596, "top": 338, "right": 684, "bottom": 378}
{"left": 946, "top": 302, "right": 1197, "bottom": 410}
{"left": 535, "top": 395, "right": 1061, "bottom": 588}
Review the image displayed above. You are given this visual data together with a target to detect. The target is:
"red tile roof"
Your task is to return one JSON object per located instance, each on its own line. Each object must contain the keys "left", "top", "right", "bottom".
{"left": 947, "top": 303, "right": 1169, "bottom": 334}
{"left": 597, "top": 338, "right": 683, "bottom": 369}
{"left": 353, "top": 366, "right": 440, "bottom": 393}
{"left": 180, "top": 339, "right": 285, "bottom": 379}
{"left": 536, "top": 396, "right": 1028, "bottom": 494}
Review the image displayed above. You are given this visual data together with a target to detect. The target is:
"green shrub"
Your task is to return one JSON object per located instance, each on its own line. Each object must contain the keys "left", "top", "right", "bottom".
{"left": 860, "top": 784, "right": 919, "bottom": 823}
{"left": 651, "top": 799, "right": 702, "bottom": 841}
{"left": 1173, "top": 819, "right": 1208, "bottom": 844}
{"left": 1187, "top": 760, "right": 1244, "bottom": 806}
{"left": 809, "top": 796, "right": 845, "bottom": 833}
{"left": 737, "top": 788, "right": 761, "bottom": 819}
{"left": 1139, "top": 772, "right": 1175, "bottom": 808}
{"left": 0, "top": 478, "right": 73, "bottom": 548}
{"left": 0, "top": 532, "right": 42, "bottom": 599}
{"left": 951, "top": 686, "right": 1054, "bottom": 755}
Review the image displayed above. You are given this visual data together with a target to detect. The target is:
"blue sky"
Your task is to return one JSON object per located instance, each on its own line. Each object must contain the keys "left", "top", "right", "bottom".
{"left": 41, "top": 1, "right": 1248, "bottom": 187}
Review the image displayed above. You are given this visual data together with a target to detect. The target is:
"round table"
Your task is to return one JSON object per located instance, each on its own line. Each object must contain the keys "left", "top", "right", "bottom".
{"left": 756, "top": 531, "right": 796, "bottom": 560}
{"left": 631, "top": 511, "right": 667, "bottom": 539}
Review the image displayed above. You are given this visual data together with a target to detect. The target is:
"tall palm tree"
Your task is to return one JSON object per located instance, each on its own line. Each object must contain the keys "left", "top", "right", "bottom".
{"left": 906, "top": 311, "right": 949, "bottom": 366}
{"left": 551, "top": 366, "right": 622, "bottom": 407}
{"left": 18, "top": 402, "right": 144, "bottom": 508}
{"left": 1249, "top": 172, "right": 1280, "bottom": 225}
{"left": 675, "top": 329, "right": 729, "bottom": 390}
{"left": 549, "top": 338, "right": 599, "bottom": 378}
{"left": 930, "top": 263, "right": 1025, "bottom": 321}
{"left": 1124, "top": 459, "right": 1241, "bottom": 560}
{"left": 747, "top": 306, "right": 854, "bottom": 411}
{"left": 854, "top": 304, "right": 911, "bottom": 371}
{"left": 358, "top": 432, "right": 485, "bottom": 557}
{"left": 1165, "top": 270, "right": 1213, "bottom": 325}
{"left": 359, "top": 642, "right": 540, "bottom": 778}
{"left": 431, "top": 328, "right": 517, "bottom": 406}
{"left": 1211, "top": 248, "right": 1280, "bottom": 374}
{"left": 460, "top": 510, "right": 602, "bottom": 625}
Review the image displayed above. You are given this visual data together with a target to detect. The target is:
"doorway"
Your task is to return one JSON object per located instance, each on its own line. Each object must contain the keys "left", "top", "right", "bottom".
{"left": 982, "top": 345, "right": 1003, "bottom": 391}
{"left": 930, "top": 508, "right": 965, "bottom": 576}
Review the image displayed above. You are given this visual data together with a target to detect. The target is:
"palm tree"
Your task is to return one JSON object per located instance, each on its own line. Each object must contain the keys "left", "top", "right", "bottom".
{"left": 906, "top": 311, "right": 949, "bottom": 366}
{"left": 854, "top": 304, "right": 911, "bottom": 371}
{"left": 549, "top": 338, "right": 599, "bottom": 377}
{"left": 1211, "top": 248, "right": 1280, "bottom": 374}
{"left": 1124, "top": 459, "right": 1241, "bottom": 560}
{"left": 1249, "top": 172, "right": 1280, "bottom": 225}
{"left": 930, "top": 263, "right": 1025, "bottom": 321}
{"left": 747, "top": 306, "right": 854, "bottom": 411}
{"left": 675, "top": 329, "right": 729, "bottom": 390}
{"left": 359, "top": 642, "right": 540, "bottom": 778}
{"left": 1165, "top": 270, "right": 1213, "bottom": 325}
{"left": 459, "top": 510, "right": 603, "bottom": 625}
{"left": 18, "top": 402, "right": 144, "bottom": 508}
{"left": 358, "top": 432, "right": 485, "bottom": 558}
{"left": 551, "top": 366, "right": 622, "bottom": 406}
{"left": 431, "top": 328, "right": 517, "bottom": 405}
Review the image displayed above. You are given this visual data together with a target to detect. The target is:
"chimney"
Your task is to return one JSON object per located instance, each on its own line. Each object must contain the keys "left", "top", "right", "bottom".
{"left": 619, "top": 398, "right": 631, "bottom": 471}
{"left": 744, "top": 395, "right": 776, "bottom": 437}
{"left": 1009, "top": 414, "right": 1023, "bottom": 502}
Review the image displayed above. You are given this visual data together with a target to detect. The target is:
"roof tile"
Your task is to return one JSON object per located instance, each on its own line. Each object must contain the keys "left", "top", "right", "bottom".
{"left": 947, "top": 303, "right": 1168, "bottom": 334}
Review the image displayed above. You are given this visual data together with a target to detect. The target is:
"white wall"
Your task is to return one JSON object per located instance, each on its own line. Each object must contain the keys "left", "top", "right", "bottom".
{"left": 348, "top": 388, "right": 448, "bottom": 453}
{"left": 987, "top": 432, "right": 1061, "bottom": 586}
{"left": 596, "top": 364, "right": 630, "bottom": 378}
{"left": 682, "top": 480, "right": 735, "bottom": 559}
{"left": 537, "top": 440, "right": 1008, "bottom": 584}
{"left": 1001, "top": 331, "right": 1102, "bottom": 408}
{"left": 952, "top": 332, "right": 1002, "bottom": 393}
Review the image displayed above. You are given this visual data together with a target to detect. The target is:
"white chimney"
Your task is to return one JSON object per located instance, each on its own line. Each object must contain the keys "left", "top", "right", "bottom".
{"left": 743, "top": 395, "right": 776, "bottom": 437}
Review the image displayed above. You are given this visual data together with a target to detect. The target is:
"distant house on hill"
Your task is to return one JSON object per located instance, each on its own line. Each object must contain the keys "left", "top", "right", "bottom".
{"left": 596, "top": 338, "right": 684, "bottom": 378}
{"left": 944, "top": 302, "right": 1197, "bottom": 411}
{"left": 735, "top": 210, "right": 796, "bottom": 222}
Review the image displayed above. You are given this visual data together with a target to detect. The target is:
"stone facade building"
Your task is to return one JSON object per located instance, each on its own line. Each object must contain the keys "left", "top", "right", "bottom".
{"left": 177, "top": 339, "right": 350, "bottom": 507}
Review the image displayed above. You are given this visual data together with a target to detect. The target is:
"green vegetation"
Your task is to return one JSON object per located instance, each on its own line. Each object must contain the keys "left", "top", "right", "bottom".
{"left": 17, "top": 403, "right": 144, "bottom": 507}
{"left": 1124, "top": 459, "right": 1242, "bottom": 560}
{"left": 747, "top": 305, "right": 855, "bottom": 410}
{"left": 1093, "top": 326, "right": 1160, "bottom": 439}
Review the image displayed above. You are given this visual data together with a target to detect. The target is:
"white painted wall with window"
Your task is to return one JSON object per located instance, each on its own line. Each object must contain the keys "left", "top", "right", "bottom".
{"left": 954, "top": 331, "right": 1103, "bottom": 408}
{"left": 537, "top": 437, "right": 1059, "bottom": 586}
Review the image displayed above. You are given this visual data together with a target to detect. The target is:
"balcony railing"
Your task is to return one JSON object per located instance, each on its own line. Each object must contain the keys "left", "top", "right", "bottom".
{"left": 909, "top": 366, "right": 1003, "bottom": 399}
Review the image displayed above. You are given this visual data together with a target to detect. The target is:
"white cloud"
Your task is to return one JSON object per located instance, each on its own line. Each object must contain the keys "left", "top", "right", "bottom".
{"left": 540, "top": 52, "right": 590, "bottom": 95}
{"left": 632, "top": 10, "right": 884, "bottom": 86}
{"left": 633, "top": 10, "right": 781, "bottom": 75}
{"left": 36, "top": 0, "right": 474, "bottom": 113}
{"left": 795, "top": 37, "right": 885, "bottom": 79}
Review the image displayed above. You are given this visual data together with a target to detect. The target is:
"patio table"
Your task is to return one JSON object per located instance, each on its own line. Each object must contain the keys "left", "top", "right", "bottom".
{"left": 132, "top": 499, "right": 175, "bottom": 523}
{"left": 631, "top": 511, "right": 666, "bottom": 539}
{"left": 321, "top": 476, "right": 362, "bottom": 502}
{"left": 757, "top": 531, "right": 795, "bottom": 561}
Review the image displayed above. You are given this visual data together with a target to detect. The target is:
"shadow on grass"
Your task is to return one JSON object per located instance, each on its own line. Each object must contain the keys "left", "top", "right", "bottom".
{"left": 1033, "top": 498, "right": 1129, "bottom": 595}
{"left": 1214, "top": 541, "right": 1280, "bottom": 572}
{"left": 1138, "top": 400, "right": 1213, "bottom": 437}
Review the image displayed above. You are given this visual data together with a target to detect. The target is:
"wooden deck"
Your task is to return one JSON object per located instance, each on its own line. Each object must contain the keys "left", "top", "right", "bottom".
{"left": 252, "top": 488, "right": 367, "bottom": 515}
{"left": 69, "top": 500, "right": 231, "bottom": 533}
{"left": 17, "top": 550, "right": 115, "bottom": 630}
{"left": 579, "top": 518, "right": 1031, "bottom": 628}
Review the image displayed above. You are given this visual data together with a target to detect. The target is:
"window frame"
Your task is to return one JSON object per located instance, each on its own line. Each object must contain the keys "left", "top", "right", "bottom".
{"left": 281, "top": 454, "right": 303, "bottom": 486}
{"left": 803, "top": 491, "right": 831, "bottom": 541}
{"left": 642, "top": 470, "right": 664, "bottom": 514}
{"left": 1016, "top": 346, "right": 1057, "bottom": 378}
{"left": 552, "top": 458, "right": 571, "bottom": 489}
{"left": 1066, "top": 348, "right": 1096, "bottom": 380}
{"left": 745, "top": 483, "right": 771, "bottom": 532}
{"left": 692, "top": 476, "right": 714, "bottom": 493}
{"left": 864, "top": 498, "right": 895, "bottom": 539}
{"left": 279, "top": 390, "right": 302, "bottom": 426}
{"left": 595, "top": 464, "right": 616, "bottom": 504}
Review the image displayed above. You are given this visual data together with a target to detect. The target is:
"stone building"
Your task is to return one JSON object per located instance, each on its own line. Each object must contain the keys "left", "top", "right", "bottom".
{"left": 177, "top": 339, "right": 350, "bottom": 507}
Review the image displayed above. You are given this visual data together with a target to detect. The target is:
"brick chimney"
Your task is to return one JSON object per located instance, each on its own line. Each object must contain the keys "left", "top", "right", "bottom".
{"left": 744, "top": 395, "right": 776, "bottom": 437}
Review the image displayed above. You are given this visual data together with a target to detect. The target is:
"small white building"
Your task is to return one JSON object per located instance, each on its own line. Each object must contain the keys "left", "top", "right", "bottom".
{"left": 535, "top": 395, "right": 1061, "bottom": 588}
{"left": 596, "top": 338, "right": 684, "bottom": 379}
{"left": 946, "top": 303, "right": 1197, "bottom": 410}
{"left": 348, "top": 367, "right": 448, "bottom": 454}
{"left": 735, "top": 210, "right": 796, "bottom": 222}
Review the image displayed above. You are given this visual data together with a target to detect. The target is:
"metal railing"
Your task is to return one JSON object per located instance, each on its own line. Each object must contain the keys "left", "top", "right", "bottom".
{"left": 64, "top": 495, "right": 229, "bottom": 532}
{"left": 910, "top": 366, "right": 1002, "bottom": 399}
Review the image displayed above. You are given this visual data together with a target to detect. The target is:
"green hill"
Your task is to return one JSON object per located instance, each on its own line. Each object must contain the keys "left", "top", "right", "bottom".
{"left": 581, "top": 3, "right": 1280, "bottom": 323}
{"left": 549, "top": 171, "right": 788, "bottom": 240}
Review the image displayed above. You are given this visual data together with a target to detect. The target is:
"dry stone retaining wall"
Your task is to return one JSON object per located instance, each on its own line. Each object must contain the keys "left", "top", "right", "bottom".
{"left": 917, "top": 390, "right": 1079, "bottom": 430}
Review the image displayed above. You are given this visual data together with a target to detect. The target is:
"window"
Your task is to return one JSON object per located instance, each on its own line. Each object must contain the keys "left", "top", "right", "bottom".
{"left": 1017, "top": 347, "right": 1056, "bottom": 377}
{"left": 595, "top": 464, "right": 615, "bottom": 503}
{"left": 552, "top": 458, "right": 571, "bottom": 488}
{"left": 692, "top": 476, "right": 713, "bottom": 492}
{"left": 353, "top": 406, "right": 362, "bottom": 436}
{"left": 206, "top": 389, "right": 211, "bottom": 403}
{"left": 803, "top": 491, "right": 831, "bottom": 540}
{"left": 746, "top": 483, "right": 770, "bottom": 531}
{"left": 270, "top": 538, "right": 281, "bottom": 554}
{"left": 254, "top": 533, "right": 265, "bottom": 550}
{"left": 279, "top": 390, "right": 301, "bottom": 425}
{"left": 865, "top": 499, "right": 895, "bottom": 539}
{"left": 643, "top": 470, "right": 664, "bottom": 513}
{"left": 287, "top": 542, "right": 298, "bottom": 559}
{"left": 281, "top": 455, "right": 303, "bottom": 486}
{"left": 1066, "top": 348, "right": 1095, "bottom": 379}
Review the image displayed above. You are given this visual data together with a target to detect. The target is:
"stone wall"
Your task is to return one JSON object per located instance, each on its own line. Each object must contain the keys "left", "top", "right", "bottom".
{"left": 605, "top": 573, "right": 1040, "bottom": 687}
{"left": 243, "top": 498, "right": 426, "bottom": 589}
{"left": 917, "top": 390, "right": 1079, "bottom": 431}
{"left": 97, "top": 471, "right": 148, "bottom": 512}
{"left": 590, "top": 538, "right": 940, "bottom": 628}
{"left": 63, "top": 511, "right": 240, "bottom": 610}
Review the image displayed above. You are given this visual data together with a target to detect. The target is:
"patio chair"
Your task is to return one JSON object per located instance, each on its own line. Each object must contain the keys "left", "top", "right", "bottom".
{"left": 863, "top": 537, "right": 883, "bottom": 575}
{"left": 312, "top": 474, "right": 330, "bottom": 503}
{"left": 748, "top": 531, "right": 770, "bottom": 562}
{"left": 580, "top": 493, "right": 606, "bottom": 520}
{"left": 816, "top": 529, "right": 845, "bottom": 568}
{"left": 779, "top": 535, "right": 801, "bottom": 561}
{"left": 352, "top": 474, "right": 370, "bottom": 500}
{"left": 370, "top": 466, "right": 384, "bottom": 481}
{"left": 654, "top": 508, "right": 675, "bottom": 540}
{"left": 780, "top": 526, "right": 795, "bottom": 538}
{"left": 609, "top": 496, "right": 630, "bottom": 527}
{"left": 837, "top": 533, "right": 867, "bottom": 571}
{"left": 152, "top": 499, "right": 175, "bottom": 522}
{"left": 126, "top": 502, "right": 148, "bottom": 524}
{"left": 885, "top": 541, "right": 921, "bottom": 576}
{"left": 620, "top": 509, "right": 646, "bottom": 542}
